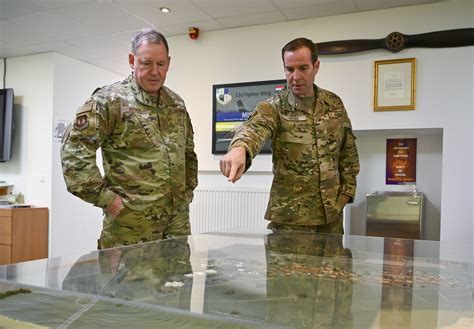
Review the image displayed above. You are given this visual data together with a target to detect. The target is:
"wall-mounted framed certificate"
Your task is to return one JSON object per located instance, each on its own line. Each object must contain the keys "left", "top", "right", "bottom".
{"left": 374, "top": 58, "right": 416, "bottom": 111}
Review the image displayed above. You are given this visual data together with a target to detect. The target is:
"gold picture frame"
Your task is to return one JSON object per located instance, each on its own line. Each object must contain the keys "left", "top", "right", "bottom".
{"left": 374, "top": 58, "right": 416, "bottom": 111}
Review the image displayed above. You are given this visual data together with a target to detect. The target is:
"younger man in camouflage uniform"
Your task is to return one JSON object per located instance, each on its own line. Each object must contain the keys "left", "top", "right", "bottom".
{"left": 220, "top": 38, "right": 359, "bottom": 234}
{"left": 61, "top": 28, "right": 198, "bottom": 249}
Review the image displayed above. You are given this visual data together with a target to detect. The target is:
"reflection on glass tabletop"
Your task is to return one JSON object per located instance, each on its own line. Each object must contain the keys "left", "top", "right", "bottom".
{"left": 1, "top": 228, "right": 473, "bottom": 328}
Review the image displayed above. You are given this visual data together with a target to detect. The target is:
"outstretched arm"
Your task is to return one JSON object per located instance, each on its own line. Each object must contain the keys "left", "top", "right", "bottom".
{"left": 220, "top": 102, "right": 277, "bottom": 181}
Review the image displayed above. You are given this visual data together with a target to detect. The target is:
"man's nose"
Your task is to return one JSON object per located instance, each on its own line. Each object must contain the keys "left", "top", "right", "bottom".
{"left": 150, "top": 64, "right": 160, "bottom": 75}
{"left": 292, "top": 70, "right": 301, "bottom": 80}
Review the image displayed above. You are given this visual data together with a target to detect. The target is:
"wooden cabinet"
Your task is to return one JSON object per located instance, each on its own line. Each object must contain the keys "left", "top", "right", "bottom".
{"left": 0, "top": 207, "right": 48, "bottom": 265}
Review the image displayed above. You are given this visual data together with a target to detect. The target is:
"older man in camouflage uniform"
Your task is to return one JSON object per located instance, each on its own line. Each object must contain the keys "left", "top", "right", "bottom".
{"left": 61, "top": 28, "right": 198, "bottom": 249}
{"left": 220, "top": 38, "right": 359, "bottom": 234}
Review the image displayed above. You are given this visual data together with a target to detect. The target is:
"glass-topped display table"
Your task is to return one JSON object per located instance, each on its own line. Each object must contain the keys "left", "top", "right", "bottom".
{"left": 0, "top": 228, "right": 472, "bottom": 328}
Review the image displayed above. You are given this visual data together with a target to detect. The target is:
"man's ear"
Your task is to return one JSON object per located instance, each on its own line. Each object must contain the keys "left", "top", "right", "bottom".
{"left": 314, "top": 60, "right": 320, "bottom": 73}
{"left": 128, "top": 53, "right": 135, "bottom": 70}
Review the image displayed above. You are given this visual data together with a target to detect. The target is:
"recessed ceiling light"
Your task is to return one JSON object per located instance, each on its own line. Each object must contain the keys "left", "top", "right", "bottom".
{"left": 160, "top": 7, "right": 171, "bottom": 13}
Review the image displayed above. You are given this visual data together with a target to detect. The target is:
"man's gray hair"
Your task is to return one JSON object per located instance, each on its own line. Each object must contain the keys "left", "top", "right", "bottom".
{"left": 131, "top": 28, "right": 169, "bottom": 54}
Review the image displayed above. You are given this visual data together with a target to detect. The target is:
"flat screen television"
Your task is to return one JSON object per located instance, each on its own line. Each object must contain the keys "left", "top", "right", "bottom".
{"left": 0, "top": 88, "right": 14, "bottom": 162}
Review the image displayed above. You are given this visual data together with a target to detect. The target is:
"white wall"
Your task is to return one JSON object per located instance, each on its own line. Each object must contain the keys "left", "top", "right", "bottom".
{"left": 50, "top": 53, "right": 123, "bottom": 257}
{"left": 165, "top": 0, "right": 473, "bottom": 243}
{"left": 0, "top": 53, "right": 54, "bottom": 208}
{"left": 0, "top": 52, "right": 122, "bottom": 257}
{"left": 472, "top": 49, "right": 474, "bottom": 240}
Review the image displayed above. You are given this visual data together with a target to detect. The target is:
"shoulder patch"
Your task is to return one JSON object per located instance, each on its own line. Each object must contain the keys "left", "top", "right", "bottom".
{"left": 74, "top": 102, "right": 94, "bottom": 131}
{"left": 74, "top": 114, "right": 89, "bottom": 131}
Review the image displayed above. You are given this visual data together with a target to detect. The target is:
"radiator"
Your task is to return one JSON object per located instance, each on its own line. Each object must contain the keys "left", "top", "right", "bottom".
{"left": 189, "top": 187, "right": 270, "bottom": 234}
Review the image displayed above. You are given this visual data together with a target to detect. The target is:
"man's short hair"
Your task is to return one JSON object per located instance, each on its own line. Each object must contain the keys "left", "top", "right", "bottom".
{"left": 281, "top": 38, "right": 318, "bottom": 63}
{"left": 131, "top": 28, "right": 169, "bottom": 55}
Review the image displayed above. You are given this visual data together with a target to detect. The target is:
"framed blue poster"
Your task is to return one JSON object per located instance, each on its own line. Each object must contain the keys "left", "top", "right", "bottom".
{"left": 212, "top": 79, "right": 286, "bottom": 154}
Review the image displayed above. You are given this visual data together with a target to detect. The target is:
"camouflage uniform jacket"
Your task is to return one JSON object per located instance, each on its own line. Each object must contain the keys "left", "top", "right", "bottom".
{"left": 61, "top": 75, "right": 198, "bottom": 217}
{"left": 230, "top": 85, "right": 359, "bottom": 226}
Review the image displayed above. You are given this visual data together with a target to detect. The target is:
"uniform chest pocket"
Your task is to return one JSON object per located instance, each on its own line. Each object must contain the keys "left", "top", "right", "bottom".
{"left": 279, "top": 132, "right": 313, "bottom": 144}
{"left": 275, "top": 131, "right": 318, "bottom": 176}
{"left": 278, "top": 112, "right": 315, "bottom": 145}
{"left": 111, "top": 112, "right": 156, "bottom": 150}
{"left": 158, "top": 111, "right": 187, "bottom": 146}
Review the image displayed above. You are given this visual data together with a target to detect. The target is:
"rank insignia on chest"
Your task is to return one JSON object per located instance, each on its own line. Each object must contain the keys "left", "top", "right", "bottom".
{"left": 74, "top": 114, "right": 89, "bottom": 131}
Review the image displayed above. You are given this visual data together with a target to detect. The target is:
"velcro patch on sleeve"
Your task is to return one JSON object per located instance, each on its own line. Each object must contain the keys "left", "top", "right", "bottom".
{"left": 76, "top": 102, "right": 94, "bottom": 115}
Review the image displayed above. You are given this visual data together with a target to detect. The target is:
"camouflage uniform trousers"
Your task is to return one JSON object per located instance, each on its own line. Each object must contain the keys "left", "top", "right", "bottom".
{"left": 98, "top": 238, "right": 192, "bottom": 300}
{"left": 98, "top": 204, "right": 191, "bottom": 249}
{"left": 264, "top": 230, "right": 353, "bottom": 328}
{"left": 63, "top": 238, "right": 193, "bottom": 302}
{"left": 267, "top": 215, "right": 344, "bottom": 234}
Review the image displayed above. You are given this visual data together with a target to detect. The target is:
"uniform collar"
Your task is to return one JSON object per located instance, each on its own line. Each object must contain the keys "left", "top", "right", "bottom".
{"left": 287, "top": 84, "right": 318, "bottom": 114}
{"left": 129, "top": 75, "right": 160, "bottom": 106}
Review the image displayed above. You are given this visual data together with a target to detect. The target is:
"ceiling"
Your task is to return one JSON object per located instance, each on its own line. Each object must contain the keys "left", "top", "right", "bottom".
{"left": 0, "top": 0, "right": 445, "bottom": 76}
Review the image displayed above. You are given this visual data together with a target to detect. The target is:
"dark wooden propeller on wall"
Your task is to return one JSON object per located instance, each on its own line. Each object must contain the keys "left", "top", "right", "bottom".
{"left": 316, "top": 28, "right": 474, "bottom": 54}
